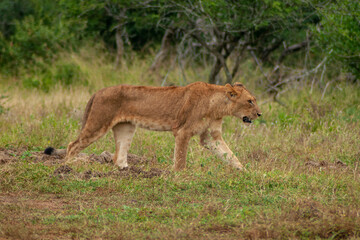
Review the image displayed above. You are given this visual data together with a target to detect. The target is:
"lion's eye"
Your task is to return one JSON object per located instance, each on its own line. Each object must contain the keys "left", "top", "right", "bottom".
{"left": 248, "top": 100, "right": 253, "bottom": 105}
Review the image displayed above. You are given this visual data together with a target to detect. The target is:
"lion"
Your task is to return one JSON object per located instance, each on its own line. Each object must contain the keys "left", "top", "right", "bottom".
{"left": 44, "top": 82, "right": 261, "bottom": 171}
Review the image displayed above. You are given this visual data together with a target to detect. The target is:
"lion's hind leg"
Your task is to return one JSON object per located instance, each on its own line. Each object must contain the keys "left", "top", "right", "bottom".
{"left": 66, "top": 126, "right": 110, "bottom": 162}
{"left": 112, "top": 122, "right": 136, "bottom": 169}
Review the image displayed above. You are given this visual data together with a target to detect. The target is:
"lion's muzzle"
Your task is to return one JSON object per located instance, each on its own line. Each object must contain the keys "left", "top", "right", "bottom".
{"left": 242, "top": 116, "right": 252, "bottom": 123}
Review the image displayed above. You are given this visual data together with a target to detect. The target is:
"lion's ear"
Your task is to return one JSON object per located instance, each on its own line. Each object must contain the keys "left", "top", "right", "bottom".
{"left": 225, "top": 84, "right": 238, "bottom": 99}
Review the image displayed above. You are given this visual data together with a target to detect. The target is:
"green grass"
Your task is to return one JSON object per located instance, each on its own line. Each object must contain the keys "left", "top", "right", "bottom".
{"left": 0, "top": 51, "right": 359, "bottom": 239}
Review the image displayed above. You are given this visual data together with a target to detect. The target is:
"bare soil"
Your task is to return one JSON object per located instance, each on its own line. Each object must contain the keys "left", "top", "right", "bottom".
{"left": 0, "top": 148, "right": 168, "bottom": 179}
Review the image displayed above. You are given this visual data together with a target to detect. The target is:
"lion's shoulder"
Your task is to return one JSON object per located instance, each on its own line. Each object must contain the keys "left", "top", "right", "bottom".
{"left": 186, "top": 81, "right": 209, "bottom": 88}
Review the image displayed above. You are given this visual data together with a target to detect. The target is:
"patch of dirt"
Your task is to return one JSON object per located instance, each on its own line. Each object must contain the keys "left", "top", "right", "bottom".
{"left": 247, "top": 149, "right": 268, "bottom": 162}
{"left": 305, "top": 160, "right": 347, "bottom": 169}
{"left": 0, "top": 148, "right": 168, "bottom": 179}
{"left": 294, "top": 199, "right": 322, "bottom": 220}
{"left": 0, "top": 150, "right": 12, "bottom": 164}
{"left": 88, "top": 151, "right": 113, "bottom": 164}
{"left": 49, "top": 151, "right": 167, "bottom": 179}
{"left": 53, "top": 165, "right": 73, "bottom": 174}
{"left": 0, "top": 147, "right": 65, "bottom": 165}
{"left": 51, "top": 165, "right": 74, "bottom": 179}
{"left": 205, "top": 224, "right": 234, "bottom": 233}
{"left": 88, "top": 152, "right": 148, "bottom": 165}
{"left": 244, "top": 225, "right": 278, "bottom": 240}
{"left": 0, "top": 193, "right": 67, "bottom": 211}
{"left": 244, "top": 200, "right": 360, "bottom": 240}
{"left": 0, "top": 148, "right": 26, "bottom": 164}
{"left": 51, "top": 165, "right": 167, "bottom": 180}
{"left": 309, "top": 102, "right": 333, "bottom": 119}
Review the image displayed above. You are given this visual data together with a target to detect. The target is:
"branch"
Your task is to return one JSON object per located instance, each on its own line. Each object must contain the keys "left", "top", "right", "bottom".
{"left": 149, "top": 28, "right": 174, "bottom": 72}
{"left": 259, "top": 39, "right": 283, "bottom": 62}
{"left": 191, "top": 32, "right": 232, "bottom": 83}
{"left": 104, "top": 4, "right": 127, "bottom": 21}
{"left": 249, "top": 49, "right": 269, "bottom": 83}
{"left": 231, "top": 43, "right": 248, "bottom": 79}
{"left": 277, "top": 40, "right": 309, "bottom": 64}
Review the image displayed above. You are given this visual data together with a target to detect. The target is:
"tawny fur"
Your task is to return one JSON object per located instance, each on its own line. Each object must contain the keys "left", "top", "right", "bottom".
{"left": 45, "top": 82, "right": 261, "bottom": 171}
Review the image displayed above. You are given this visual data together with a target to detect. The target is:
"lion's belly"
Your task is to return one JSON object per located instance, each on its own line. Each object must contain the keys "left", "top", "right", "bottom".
{"left": 111, "top": 114, "right": 174, "bottom": 132}
{"left": 131, "top": 119, "right": 172, "bottom": 131}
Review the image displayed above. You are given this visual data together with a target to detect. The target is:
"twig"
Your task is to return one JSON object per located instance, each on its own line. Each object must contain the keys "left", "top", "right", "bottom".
{"left": 320, "top": 63, "right": 326, "bottom": 85}
{"left": 161, "top": 69, "right": 170, "bottom": 86}
{"left": 231, "top": 43, "right": 248, "bottom": 79}
{"left": 321, "top": 79, "right": 332, "bottom": 100}
{"left": 250, "top": 50, "right": 269, "bottom": 82}
{"left": 273, "top": 89, "right": 289, "bottom": 108}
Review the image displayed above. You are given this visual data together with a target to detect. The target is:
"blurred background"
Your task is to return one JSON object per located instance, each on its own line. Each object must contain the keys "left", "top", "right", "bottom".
{"left": 0, "top": 0, "right": 359, "bottom": 93}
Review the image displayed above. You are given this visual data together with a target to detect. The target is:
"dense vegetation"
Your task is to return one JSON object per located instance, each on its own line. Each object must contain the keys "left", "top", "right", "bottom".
{"left": 1, "top": 0, "right": 359, "bottom": 87}
{"left": 0, "top": 1, "right": 359, "bottom": 239}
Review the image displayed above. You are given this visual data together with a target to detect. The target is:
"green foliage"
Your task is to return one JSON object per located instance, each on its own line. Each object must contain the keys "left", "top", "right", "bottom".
{"left": 59, "top": 0, "right": 164, "bottom": 50}
{"left": 0, "top": 0, "right": 34, "bottom": 38}
{"left": 0, "top": 0, "right": 81, "bottom": 75}
{"left": 0, "top": 0, "right": 359, "bottom": 83}
{"left": 161, "top": 0, "right": 318, "bottom": 45}
{"left": 11, "top": 16, "right": 75, "bottom": 64}
{"left": 54, "top": 62, "right": 85, "bottom": 86}
{"left": 21, "top": 59, "right": 86, "bottom": 92}
{"left": 313, "top": 0, "right": 360, "bottom": 79}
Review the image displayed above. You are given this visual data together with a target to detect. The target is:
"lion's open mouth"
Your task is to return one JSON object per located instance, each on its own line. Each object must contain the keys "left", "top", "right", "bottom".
{"left": 242, "top": 116, "right": 252, "bottom": 123}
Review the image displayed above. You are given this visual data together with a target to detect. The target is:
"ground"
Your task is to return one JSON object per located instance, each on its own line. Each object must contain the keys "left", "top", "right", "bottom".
{"left": 0, "top": 147, "right": 359, "bottom": 239}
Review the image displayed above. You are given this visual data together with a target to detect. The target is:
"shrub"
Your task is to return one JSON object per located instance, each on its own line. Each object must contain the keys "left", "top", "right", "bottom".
{"left": 313, "top": 1, "right": 360, "bottom": 80}
{"left": 22, "top": 60, "right": 86, "bottom": 92}
{"left": 54, "top": 63, "right": 84, "bottom": 86}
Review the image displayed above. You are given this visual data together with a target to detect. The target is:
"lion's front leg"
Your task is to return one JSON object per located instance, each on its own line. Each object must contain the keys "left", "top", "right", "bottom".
{"left": 173, "top": 130, "right": 191, "bottom": 171}
{"left": 200, "top": 129, "right": 244, "bottom": 170}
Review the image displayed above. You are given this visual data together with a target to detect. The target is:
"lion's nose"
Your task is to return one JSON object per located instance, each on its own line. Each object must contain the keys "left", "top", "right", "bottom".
{"left": 257, "top": 113, "right": 262, "bottom": 117}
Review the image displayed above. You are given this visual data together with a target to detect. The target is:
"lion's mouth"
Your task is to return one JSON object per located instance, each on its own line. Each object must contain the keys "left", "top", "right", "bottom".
{"left": 243, "top": 116, "right": 252, "bottom": 123}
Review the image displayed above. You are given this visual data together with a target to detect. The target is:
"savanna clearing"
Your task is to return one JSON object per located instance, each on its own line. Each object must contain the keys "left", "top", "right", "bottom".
{"left": 0, "top": 54, "right": 360, "bottom": 239}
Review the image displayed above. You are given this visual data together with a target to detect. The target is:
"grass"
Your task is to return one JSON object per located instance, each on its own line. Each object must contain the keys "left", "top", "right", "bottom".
{"left": 0, "top": 49, "right": 360, "bottom": 239}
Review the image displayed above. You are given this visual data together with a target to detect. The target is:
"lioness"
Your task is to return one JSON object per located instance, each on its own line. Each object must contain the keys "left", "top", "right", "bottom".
{"left": 45, "top": 82, "right": 261, "bottom": 171}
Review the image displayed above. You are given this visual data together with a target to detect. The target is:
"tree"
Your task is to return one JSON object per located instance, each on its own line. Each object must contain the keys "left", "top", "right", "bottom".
{"left": 0, "top": 0, "right": 80, "bottom": 72}
{"left": 61, "top": 0, "right": 164, "bottom": 68}
{"left": 154, "top": 0, "right": 319, "bottom": 84}
{"left": 0, "top": 0, "right": 34, "bottom": 39}
{"left": 313, "top": 0, "right": 360, "bottom": 80}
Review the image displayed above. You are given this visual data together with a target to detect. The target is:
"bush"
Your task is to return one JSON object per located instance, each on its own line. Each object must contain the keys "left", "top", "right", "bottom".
{"left": 54, "top": 62, "right": 86, "bottom": 86}
{"left": 22, "top": 60, "right": 87, "bottom": 92}
{"left": 313, "top": 1, "right": 360, "bottom": 80}
{"left": 0, "top": 14, "right": 78, "bottom": 74}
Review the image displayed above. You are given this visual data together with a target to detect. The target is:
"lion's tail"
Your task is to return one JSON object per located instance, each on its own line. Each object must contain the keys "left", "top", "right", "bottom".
{"left": 44, "top": 147, "right": 66, "bottom": 156}
{"left": 81, "top": 93, "right": 96, "bottom": 130}
{"left": 44, "top": 94, "right": 96, "bottom": 156}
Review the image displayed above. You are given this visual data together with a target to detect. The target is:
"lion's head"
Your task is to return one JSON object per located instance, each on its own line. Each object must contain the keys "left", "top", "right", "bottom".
{"left": 225, "top": 83, "right": 262, "bottom": 124}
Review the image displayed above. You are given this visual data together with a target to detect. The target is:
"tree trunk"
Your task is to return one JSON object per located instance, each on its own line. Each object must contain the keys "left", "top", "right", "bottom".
{"left": 114, "top": 27, "right": 124, "bottom": 69}
{"left": 191, "top": 32, "right": 235, "bottom": 84}
{"left": 231, "top": 44, "right": 247, "bottom": 79}
{"left": 150, "top": 29, "right": 174, "bottom": 72}
{"left": 209, "top": 58, "right": 222, "bottom": 84}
